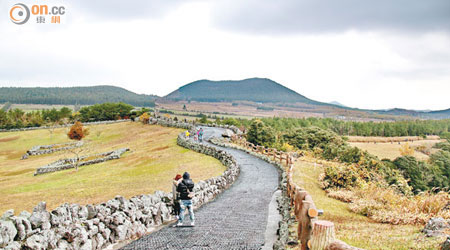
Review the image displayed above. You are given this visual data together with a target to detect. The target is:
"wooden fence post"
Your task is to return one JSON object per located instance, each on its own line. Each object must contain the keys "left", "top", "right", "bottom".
{"left": 310, "top": 220, "right": 335, "bottom": 250}
{"left": 300, "top": 195, "right": 318, "bottom": 250}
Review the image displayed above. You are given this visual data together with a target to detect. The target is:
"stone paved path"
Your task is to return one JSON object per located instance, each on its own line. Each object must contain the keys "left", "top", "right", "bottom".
{"left": 121, "top": 127, "right": 279, "bottom": 250}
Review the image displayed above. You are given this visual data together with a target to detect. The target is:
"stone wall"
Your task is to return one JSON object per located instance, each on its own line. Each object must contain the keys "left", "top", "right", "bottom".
{"left": 0, "top": 120, "right": 129, "bottom": 133}
{"left": 0, "top": 132, "right": 240, "bottom": 250}
{"left": 22, "top": 141, "right": 85, "bottom": 160}
{"left": 149, "top": 117, "right": 242, "bottom": 136}
{"left": 34, "top": 148, "right": 130, "bottom": 176}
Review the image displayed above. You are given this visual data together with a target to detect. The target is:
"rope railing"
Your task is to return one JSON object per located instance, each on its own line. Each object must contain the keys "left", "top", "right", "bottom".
{"left": 231, "top": 135, "right": 364, "bottom": 250}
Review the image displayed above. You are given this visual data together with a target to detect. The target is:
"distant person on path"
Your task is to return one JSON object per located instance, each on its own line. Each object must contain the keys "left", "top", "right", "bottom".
{"left": 172, "top": 174, "right": 182, "bottom": 220}
{"left": 185, "top": 130, "right": 190, "bottom": 138}
{"left": 199, "top": 128, "right": 204, "bottom": 142}
{"left": 177, "top": 172, "right": 195, "bottom": 226}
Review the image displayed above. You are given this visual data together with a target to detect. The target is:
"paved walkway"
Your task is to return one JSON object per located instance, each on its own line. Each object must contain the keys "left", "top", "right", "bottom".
{"left": 121, "top": 127, "right": 280, "bottom": 250}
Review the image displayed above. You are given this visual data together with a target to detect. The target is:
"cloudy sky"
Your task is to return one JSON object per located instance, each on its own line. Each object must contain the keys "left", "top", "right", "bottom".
{"left": 1, "top": 0, "right": 449, "bottom": 110}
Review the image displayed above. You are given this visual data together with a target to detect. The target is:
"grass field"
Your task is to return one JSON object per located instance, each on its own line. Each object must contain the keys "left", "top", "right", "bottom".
{"left": 0, "top": 122, "right": 225, "bottom": 214}
{"left": 349, "top": 139, "right": 442, "bottom": 161}
{"left": 289, "top": 160, "right": 443, "bottom": 250}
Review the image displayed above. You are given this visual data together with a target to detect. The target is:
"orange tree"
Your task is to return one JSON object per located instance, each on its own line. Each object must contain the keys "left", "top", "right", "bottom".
{"left": 67, "top": 121, "right": 89, "bottom": 171}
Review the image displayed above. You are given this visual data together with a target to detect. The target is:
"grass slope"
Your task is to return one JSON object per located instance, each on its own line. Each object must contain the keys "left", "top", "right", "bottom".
{"left": 0, "top": 122, "right": 225, "bottom": 214}
{"left": 348, "top": 139, "right": 442, "bottom": 161}
{"left": 289, "top": 159, "right": 443, "bottom": 250}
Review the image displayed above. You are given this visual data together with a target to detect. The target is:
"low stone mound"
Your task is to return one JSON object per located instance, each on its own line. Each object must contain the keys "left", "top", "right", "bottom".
{"left": 34, "top": 148, "right": 129, "bottom": 176}
{"left": 22, "top": 141, "right": 85, "bottom": 160}
{"left": 423, "top": 217, "right": 450, "bottom": 237}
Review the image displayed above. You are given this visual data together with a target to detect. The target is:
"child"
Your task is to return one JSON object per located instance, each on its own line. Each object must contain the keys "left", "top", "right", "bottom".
{"left": 172, "top": 174, "right": 182, "bottom": 219}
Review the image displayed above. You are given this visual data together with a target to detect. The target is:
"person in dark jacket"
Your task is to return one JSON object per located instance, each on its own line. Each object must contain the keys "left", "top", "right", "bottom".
{"left": 176, "top": 172, "right": 195, "bottom": 226}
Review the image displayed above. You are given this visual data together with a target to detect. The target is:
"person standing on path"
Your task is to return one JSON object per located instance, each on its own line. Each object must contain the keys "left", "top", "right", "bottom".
{"left": 199, "top": 128, "right": 204, "bottom": 142}
{"left": 172, "top": 174, "right": 182, "bottom": 220}
{"left": 176, "top": 172, "right": 195, "bottom": 226}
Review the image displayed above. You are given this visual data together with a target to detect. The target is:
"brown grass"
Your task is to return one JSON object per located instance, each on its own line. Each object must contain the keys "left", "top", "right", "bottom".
{"left": 288, "top": 158, "right": 444, "bottom": 250}
{"left": 0, "top": 136, "right": 20, "bottom": 142}
{"left": 349, "top": 139, "right": 443, "bottom": 161}
{"left": 347, "top": 135, "right": 441, "bottom": 143}
{"left": 0, "top": 122, "right": 225, "bottom": 214}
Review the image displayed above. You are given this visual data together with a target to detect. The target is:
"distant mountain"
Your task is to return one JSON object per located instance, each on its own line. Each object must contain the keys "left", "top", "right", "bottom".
{"left": 165, "top": 78, "right": 325, "bottom": 105}
{"left": 329, "top": 101, "right": 348, "bottom": 107}
{"left": 0, "top": 86, "right": 157, "bottom": 107}
{"left": 373, "top": 108, "right": 450, "bottom": 119}
{"left": 425, "top": 108, "right": 450, "bottom": 119}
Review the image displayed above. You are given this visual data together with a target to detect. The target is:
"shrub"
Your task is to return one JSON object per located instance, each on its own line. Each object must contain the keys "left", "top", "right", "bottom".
{"left": 67, "top": 121, "right": 89, "bottom": 141}
{"left": 247, "top": 120, "right": 276, "bottom": 148}
{"left": 399, "top": 142, "right": 415, "bottom": 156}
{"left": 139, "top": 112, "right": 150, "bottom": 124}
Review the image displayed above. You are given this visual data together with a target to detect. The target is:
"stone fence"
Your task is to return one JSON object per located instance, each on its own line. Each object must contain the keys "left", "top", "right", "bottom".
{"left": 0, "top": 131, "right": 240, "bottom": 249}
{"left": 149, "top": 117, "right": 242, "bottom": 135}
{"left": 34, "top": 148, "right": 130, "bottom": 176}
{"left": 22, "top": 141, "right": 85, "bottom": 160}
{"left": 0, "top": 120, "right": 130, "bottom": 133}
{"left": 215, "top": 136, "right": 364, "bottom": 250}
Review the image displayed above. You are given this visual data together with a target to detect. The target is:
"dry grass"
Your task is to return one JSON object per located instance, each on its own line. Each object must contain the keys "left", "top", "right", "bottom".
{"left": 0, "top": 122, "right": 225, "bottom": 214}
{"left": 327, "top": 185, "right": 450, "bottom": 225}
{"left": 349, "top": 139, "right": 443, "bottom": 161}
{"left": 288, "top": 159, "right": 444, "bottom": 250}
{"left": 347, "top": 136, "right": 441, "bottom": 143}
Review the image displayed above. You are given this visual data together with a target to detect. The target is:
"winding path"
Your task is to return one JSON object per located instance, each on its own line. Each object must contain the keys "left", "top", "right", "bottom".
{"left": 121, "top": 127, "right": 280, "bottom": 250}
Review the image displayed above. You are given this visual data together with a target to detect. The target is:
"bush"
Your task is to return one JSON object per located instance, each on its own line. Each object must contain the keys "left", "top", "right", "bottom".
{"left": 79, "top": 102, "right": 133, "bottom": 122}
{"left": 67, "top": 121, "right": 89, "bottom": 141}
{"left": 247, "top": 120, "right": 276, "bottom": 148}
{"left": 393, "top": 156, "right": 434, "bottom": 193}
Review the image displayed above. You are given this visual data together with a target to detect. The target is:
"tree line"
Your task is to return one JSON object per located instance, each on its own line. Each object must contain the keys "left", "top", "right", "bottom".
{"left": 0, "top": 102, "right": 136, "bottom": 129}
{"left": 0, "top": 86, "right": 156, "bottom": 107}
{"left": 212, "top": 117, "right": 450, "bottom": 138}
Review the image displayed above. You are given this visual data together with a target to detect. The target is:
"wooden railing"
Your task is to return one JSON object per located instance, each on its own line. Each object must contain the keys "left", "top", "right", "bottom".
{"left": 231, "top": 135, "right": 364, "bottom": 250}
{"left": 232, "top": 136, "right": 293, "bottom": 165}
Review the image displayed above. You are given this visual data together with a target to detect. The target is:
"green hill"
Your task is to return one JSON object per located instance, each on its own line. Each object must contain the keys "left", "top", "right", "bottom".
{"left": 165, "top": 78, "right": 322, "bottom": 104}
{"left": 0, "top": 86, "right": 157, "bottom": 107}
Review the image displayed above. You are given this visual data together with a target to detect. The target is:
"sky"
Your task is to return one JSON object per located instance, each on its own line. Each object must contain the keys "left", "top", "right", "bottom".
{"left": 0, "top": 0, "right": 449, "bottom": 110}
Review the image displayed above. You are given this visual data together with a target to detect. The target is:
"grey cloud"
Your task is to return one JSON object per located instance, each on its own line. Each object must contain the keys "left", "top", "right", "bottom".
{"left": 212, "top": 0, "right": 450, "bottom": 34}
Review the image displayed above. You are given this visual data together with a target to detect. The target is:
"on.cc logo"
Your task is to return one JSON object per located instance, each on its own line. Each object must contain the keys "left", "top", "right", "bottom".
{"left": 10, "top": 3, "right": 30, "bottom": 25}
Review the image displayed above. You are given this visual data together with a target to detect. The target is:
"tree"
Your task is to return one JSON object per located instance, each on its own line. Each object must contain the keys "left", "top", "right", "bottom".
{"left": 199, "top": 114, "right": 208, "bottom": 124}
{"left": 67, "top": 122, "right": 89, "bottom": 171}
{"left": 247, "top": 120, "right": 276, "bottom": 147}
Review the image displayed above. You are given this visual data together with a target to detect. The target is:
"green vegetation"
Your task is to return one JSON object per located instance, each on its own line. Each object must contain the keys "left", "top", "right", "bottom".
{"left": 255, "top": 117, "right": 450, "bottom": 137}
{"left": 214, "top": 116, "right": 450, "bottom": 137}
{"left": 79, "top": 102, "right": 134, "bottom": 122}
{"left": 0, "top": 86, "right": 156, "bottom": 107}
{"left": 256, "top": 106, "right": 274, "bottom": 111}
{"left": 0, "top": 107, "right": 72, "bottom": 129}
{"left": 0, "top": 122, "right": 225, "bottom": 214}
{"left": 0, "top": 102, "right": 136, "bottom": 129}
{"left": 246, "top": 118, "right": 450, "bottom": 193}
